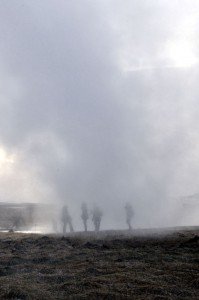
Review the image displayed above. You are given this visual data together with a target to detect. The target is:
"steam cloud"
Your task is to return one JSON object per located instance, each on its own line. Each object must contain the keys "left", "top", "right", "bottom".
{"left": 0, "top": 0, "right": 199, "bottom": 230}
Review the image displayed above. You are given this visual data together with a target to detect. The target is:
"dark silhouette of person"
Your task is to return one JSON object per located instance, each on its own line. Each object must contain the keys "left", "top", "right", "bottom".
{"left": 92, "top": 205, "right": 103, "bottom": 232}
{"left": 61, "top": 205, "right": 74, "bottom": 234}
{"left": 125, "top": 203, "right": 134, "bottom": 231}
{"left": 81, "top": 202, "right": 89, "bottom": 232}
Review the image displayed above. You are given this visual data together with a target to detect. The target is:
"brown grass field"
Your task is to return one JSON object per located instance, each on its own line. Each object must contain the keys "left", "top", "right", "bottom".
{"left": 0, "top": 227, "right": 198, "bottom": 299}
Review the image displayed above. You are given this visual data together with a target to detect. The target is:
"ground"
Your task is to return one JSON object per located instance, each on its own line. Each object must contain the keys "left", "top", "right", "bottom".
{"left": 0, "top": 227, "right": 198, "bottom": 299}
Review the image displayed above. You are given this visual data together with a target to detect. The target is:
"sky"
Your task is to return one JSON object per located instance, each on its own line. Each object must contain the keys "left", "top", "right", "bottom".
{"left": 0, "top": 0, "right": 199, "bottom": 230}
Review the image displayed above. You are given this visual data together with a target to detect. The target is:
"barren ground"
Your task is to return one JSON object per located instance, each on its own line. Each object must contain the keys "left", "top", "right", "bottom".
{"left": 0, "top": 227, "right": 198, "bottom": 299}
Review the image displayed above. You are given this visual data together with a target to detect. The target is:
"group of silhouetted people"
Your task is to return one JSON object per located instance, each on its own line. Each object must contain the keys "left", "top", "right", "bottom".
{"left": 61, "top": 202, "right": 134, "bottom": 235}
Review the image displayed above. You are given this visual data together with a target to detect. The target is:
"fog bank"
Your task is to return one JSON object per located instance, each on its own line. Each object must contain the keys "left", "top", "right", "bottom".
{"left": 0, "top": 1, "right": 199, "bottom": 230}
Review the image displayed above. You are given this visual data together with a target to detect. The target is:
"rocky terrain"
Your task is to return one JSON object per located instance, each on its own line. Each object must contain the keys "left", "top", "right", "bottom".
{"left": 0, "top": 227, "right": 198, "bottom": 299}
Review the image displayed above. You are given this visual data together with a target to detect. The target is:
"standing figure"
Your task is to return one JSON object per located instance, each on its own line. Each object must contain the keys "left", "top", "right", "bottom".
{"left": 125, "top": 203, "right": 134, "bottom": 231}
{"left": 92, "top": 205, "right": 103, "bottom": 232}
{"left": 81, "top": 202, "right": 89, "bottom": 232}
{"left": 61, "top": 205, "right": 74, "bottom": 235}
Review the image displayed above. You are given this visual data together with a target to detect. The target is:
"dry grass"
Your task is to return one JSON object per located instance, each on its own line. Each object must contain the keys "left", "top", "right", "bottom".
{"left": 0, "top": 228, "right": 198, "bottom": 299}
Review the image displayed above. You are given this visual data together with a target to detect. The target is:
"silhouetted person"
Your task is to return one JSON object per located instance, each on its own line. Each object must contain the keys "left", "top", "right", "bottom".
{"left": 61, "top": 205, "right": 74, "bottom": 234}
{"left": 81, "top": 202, "right": 89, "bottom": 232}
{"left": 125, "top": 203, "right": 134, "bottom": 231}
{"left": 92, "top": 206, "right": 103, "bottom": 232}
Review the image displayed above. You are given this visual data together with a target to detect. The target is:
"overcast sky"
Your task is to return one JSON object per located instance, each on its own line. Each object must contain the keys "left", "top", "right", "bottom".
{"left": 0, "top": 0, "right": 199, "bottom": 229}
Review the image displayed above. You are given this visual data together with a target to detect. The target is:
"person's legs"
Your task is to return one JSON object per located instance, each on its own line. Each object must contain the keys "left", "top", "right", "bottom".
{"left": 63, "top": 222, "right": 66, "bottom": 235}
{"left": 94, "top": 221, "right": 97, "bottom": 232}
{"left": 83, "top": 219, "right": 87, "bottom": 232}
{"left": 69, "top": 221, "right": 74, "bottom": 232}
{"left": 127, "top": 219, "right": 132, "bottom": 231}
{"left": 97, "top": 220, "right": 101, "bottom": 232}
{"left": 129, "top": 222, "right": 132, "bottom": 231}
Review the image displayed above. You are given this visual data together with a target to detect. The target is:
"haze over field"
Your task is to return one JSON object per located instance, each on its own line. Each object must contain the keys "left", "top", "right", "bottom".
{"left": 0, "top": 0, "right": 199, "bottom": 230}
